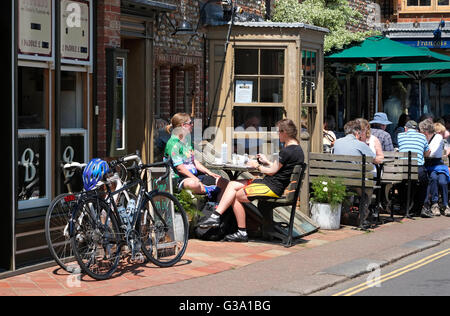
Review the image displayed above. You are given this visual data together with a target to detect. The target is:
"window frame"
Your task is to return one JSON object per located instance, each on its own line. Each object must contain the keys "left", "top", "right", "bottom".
{"left": 400, "top": 0, "right": 450, "bottom": 13}
{"left": 231, "top": 46, "right": 287, "bottom": 155}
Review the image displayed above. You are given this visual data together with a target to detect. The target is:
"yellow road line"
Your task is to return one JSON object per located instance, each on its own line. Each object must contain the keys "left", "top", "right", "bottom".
{"left": 333, "top": 248, "right": 450, "bottom": 296}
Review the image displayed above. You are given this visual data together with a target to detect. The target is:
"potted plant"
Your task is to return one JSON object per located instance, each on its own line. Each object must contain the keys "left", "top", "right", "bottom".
{"left": 174, "top": 189, "right": 205, "bottom": 237}
{"left": 310, "top": 176, "right": 348, "bottom": 230}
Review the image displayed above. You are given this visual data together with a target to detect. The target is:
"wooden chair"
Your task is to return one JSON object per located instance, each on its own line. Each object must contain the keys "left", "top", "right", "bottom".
{"left": 243, "top": 163, "right": 311, "bottom": 247}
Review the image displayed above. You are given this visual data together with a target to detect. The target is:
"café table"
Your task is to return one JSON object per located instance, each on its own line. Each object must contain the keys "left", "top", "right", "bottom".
{"left": 205, "top": 162, "right": 258, "bottom": 181}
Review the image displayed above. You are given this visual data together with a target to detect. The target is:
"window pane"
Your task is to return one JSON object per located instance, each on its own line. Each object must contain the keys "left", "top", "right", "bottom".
{"left": 18, "top": 67, "right": 46, "bottom": 129}
{"left": 235, "top": 49, "right": 258, "bottom": 75}
{"left": 420, "top": 0, "right": 431, "bottom": 5}
{"left": 407, "top": 0, "right": 418, "bottom": 5}
{"left": 235, "top": 78, "right": 258, "bottom": 103}
{"left": 18, "top": 135, "right": 47, "bottom": 201}
{"left": 438, "top": 0, "right": 448, "bottom": 4}
{"left": 60, "top": 134, "right": 85, "bottom": 193}
{"left": 114, "top": 57, "right": 126, "bottom": 150}
{"left": 234, "top": 107, "right": 283, "bottom": 130}
{"left": 261, "top": 49, "right": 284, "bottom": 75}
{"left": 61, "top": 72, "right": 84, "bottom": 129}
{"left": 260, "top": 78, "right": 284, "bottom": 103}
{"left": 234, "top": 107, "right": 284, "bottom": 155}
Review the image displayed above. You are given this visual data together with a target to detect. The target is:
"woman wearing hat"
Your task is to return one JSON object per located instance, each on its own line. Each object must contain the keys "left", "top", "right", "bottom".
{"left": 370, "top": 112, "right": 394, "bottom": 152}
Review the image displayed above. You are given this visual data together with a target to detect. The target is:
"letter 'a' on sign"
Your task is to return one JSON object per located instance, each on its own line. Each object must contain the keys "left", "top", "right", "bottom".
{"left": 61, "top": 0, "right": 90, "bottom": 61}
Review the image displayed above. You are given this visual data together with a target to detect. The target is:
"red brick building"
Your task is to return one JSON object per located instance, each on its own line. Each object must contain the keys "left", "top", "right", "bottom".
{"left": 95, "top": 0, "right": 269, "bottom": 161}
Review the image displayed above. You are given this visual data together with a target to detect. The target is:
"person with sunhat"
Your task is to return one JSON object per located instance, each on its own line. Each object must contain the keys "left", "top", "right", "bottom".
{"left": 370, "top": 112, "right": 394, "bottom": 152}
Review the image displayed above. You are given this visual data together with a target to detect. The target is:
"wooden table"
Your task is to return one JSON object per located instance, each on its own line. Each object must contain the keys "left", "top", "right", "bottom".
{"left": 205, "top": 163, "right": 258, "bottom": 181}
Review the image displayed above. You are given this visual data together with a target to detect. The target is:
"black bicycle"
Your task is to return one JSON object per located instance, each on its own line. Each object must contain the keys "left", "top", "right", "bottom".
{"left": 70, "top": 155, "right": 189, "bottom": 280}
{"left": 45, "top": 159, "right": 131, "bottom": 272}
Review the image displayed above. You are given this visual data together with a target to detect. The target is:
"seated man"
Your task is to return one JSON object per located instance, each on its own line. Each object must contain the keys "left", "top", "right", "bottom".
{"left": 334, "top": 120, "right": 376, "bottom": 229}
{"left": 398, "top": 120, "right": 431, "bottom": 217}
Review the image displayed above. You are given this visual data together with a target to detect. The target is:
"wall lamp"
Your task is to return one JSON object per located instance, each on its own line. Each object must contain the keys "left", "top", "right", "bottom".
{"left": 158, "top": 0, "right": 243, "bottom": 38}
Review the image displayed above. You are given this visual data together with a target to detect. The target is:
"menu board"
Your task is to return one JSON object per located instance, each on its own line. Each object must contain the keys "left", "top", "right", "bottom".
{"left": 18, "top": 0, "right": 52, "bottom": 57}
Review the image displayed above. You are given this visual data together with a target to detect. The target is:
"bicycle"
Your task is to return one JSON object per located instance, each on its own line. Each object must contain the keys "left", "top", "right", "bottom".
{"left": 70, "top": 155, "right": 189, "bottom": 280}
{"left": 45, "top": 158, "right": 133, "bottom": 273}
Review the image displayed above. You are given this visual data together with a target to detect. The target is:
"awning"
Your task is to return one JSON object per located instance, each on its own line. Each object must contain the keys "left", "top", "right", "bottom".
{"left": 356, "top": 61, "right": 450, "bottom": 76}
{"left": 121, "top": 0, "right": 176, "bottom": 16}
{"left": 326, "top": 36, "right": 445, "bottom": 63}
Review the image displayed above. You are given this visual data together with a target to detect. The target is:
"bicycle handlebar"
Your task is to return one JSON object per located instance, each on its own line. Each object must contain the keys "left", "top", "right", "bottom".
{"left": 140, "top": 161, "right": 172, "bottom": 185}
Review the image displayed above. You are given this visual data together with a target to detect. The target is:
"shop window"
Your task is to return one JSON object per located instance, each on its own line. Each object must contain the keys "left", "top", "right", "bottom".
{"left": 18, "top": 67, "right": 47, "bottom": 129}
{"left": 233, "top": 107, "right": 284, "bottom": 155}
{"left": 402, "top": 0, "right": 450, "bottom": 11}
{"left": 234, "top": 107, "right": 284, "bottom": 130}
{"left": 233, "top": 48, "right": 285, "bottom": 155}
{"left": 106, "top": 48, "right": 128, "bottom": 157}
{"left": 407, "top": 0, "right": 431, "bottom": 5}
{"left": 234, "top": 48, "right": 285, "bottom": 104}
{"left": 61, "top": 71, "right": 85, "bottom": 129}
{"left": 302, "top": 50, "right": 317, "bottom": 105}
{"left": 18, "top": 66, "right": 50, "bottom": 209}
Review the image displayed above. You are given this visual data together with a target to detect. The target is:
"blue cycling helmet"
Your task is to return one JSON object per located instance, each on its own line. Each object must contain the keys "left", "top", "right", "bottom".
{"left": 82, "top": 158, "right": 110, "bottom": 191}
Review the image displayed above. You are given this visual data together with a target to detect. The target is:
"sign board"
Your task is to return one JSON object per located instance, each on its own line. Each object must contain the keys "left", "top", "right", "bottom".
{"left": 61, "top": 0, "right": 90, "bottom": 60}
{"left": 60, "top": 134, "right": 85, "bottom": 193}
{"left": 235, "top": 80, "right": 253, "bottom": 103}
{"left": 18, "top": 0, "right": 52, "bottom": 57}
{"left": 397, "top": 39, "right": 450, "bottom": 49}
{"left": 17, "top": 135, "right": 47, "bottom": 202}
{"left": 146, "top": 168, "right": 179, "bottom": 257}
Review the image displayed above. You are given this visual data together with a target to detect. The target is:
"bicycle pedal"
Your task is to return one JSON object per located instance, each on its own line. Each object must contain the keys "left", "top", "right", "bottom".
{"left": 131, "top": 252, "right": 145, "bottom": 263}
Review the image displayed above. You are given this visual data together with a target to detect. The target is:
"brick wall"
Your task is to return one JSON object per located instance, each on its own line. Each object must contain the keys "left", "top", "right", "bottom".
{"left": 96, "top": 0, "right": 121, "bottom": 158}
{"left": 347, "top": 0, "right": 374, "bottom": 32}
{"left": 154, "top": 0, "right": 267, "bottom": 123}
{"left": 95, "top": 0, "right": 267, "bottom": 156}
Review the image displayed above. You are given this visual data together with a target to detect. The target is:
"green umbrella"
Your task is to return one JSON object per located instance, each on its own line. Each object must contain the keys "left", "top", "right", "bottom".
{"left": 326, "top": 36, "right": 448, "bottom": 112}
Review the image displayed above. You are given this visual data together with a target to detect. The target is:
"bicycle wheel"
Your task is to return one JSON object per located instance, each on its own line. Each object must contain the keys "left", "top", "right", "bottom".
{"left": 45, "top": 193, "right": 81, "bottom": 272}
{"left": 140, "top": 191, "right": 189, "bottom": 268}
{"left": 71, "top": 196, "right": 122, "bottom": 280}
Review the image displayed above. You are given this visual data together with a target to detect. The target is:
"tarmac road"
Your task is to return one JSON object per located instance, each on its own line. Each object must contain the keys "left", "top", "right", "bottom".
{"left": 123, "top": 217, "right": 450, "bottom": 296}
{"left": 315, "top": 239, "right": 450, "bottom": 296}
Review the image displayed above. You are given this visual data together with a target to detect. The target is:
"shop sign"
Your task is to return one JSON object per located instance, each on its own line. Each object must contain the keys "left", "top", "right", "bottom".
{"left": 61, "top": 0, "right": 90, "bottom": 61}
{"left": 18, "top": 135, "right": 47, "bottom": 202}
{"left": 18, "top": 0, "right": 52, "bottom": 57}
{"left": 60, "top": 134, "right": 85, "bottom": 193}
{"left": 399, "top": 40, "right": 450, "bottom": 49}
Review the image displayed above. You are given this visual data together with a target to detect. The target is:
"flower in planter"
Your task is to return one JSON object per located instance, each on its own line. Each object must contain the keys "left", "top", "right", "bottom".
{"left": 311, "top": 176, "right": 348, "bottom": 209}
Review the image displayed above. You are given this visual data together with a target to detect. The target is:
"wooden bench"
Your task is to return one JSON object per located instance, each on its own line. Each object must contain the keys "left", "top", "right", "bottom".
{"left": 243, "top": 163, "right": 314, "bottom": 247}
{"left": 308, "top": 153, "right": 376, "bottom": 228}
{"left": 380, "top": 151, "right": 419, "bottom": 219}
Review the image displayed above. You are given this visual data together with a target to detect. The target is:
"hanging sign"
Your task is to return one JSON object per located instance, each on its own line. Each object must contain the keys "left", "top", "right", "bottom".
{"left": 61, "top": 0, "right": 90, "bottom": 61}
{"left": 18, "top": 0, "right": 52, "bottom": 57}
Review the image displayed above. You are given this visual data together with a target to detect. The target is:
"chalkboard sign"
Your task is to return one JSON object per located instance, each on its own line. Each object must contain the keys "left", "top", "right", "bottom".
{"left": 146, "top": 167, "right": 178, "bottom": 258}
{"left": 147, "top": 167, "right": 173, "bottom": 194}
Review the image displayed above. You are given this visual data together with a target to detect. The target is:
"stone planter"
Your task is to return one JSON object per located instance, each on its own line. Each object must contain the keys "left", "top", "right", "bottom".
{"left": 311, "top": 202, "right": 342, "bottom": 230}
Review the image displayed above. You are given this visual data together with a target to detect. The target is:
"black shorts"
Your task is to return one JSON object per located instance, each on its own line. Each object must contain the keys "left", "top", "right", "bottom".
{"left": 176, "top": 173, "right": 217, "bottom": 190}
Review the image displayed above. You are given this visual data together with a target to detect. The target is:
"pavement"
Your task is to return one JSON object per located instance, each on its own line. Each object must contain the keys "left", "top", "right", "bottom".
{"left": 1, "top": 215, "right": 450, "bottom": 296}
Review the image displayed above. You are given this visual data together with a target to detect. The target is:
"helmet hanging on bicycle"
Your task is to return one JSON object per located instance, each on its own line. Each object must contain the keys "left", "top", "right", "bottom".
{"left": 82, "top": 158, "right": 110, "bottom": 191}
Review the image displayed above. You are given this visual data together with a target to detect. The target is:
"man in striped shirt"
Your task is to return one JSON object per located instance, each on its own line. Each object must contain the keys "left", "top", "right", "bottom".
{"left": 398, "top": 120, "right": 431, "bottom": 217}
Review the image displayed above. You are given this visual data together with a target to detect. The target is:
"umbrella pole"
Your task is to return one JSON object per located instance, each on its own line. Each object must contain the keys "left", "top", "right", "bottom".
{"left": 375, "top": 61, "right": 379, "bottom": 113}
{"left": 419, "top": 79, "right": 422, "bottom": 117}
